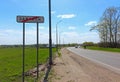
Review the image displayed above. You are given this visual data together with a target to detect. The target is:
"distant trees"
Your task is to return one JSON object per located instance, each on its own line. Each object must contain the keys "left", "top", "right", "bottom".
{"left": 91, "top": 7, "right": 120, "bottom": 48}
{"left": 83, "top": 42, "right": 94, "bottom": 46}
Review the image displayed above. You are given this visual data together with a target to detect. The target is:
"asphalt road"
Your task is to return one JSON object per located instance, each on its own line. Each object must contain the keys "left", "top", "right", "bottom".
{"left": 67, "top": 47, "right": 120, "bottom": 74}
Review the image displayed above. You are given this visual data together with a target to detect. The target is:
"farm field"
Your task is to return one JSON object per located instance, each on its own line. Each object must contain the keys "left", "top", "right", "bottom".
{"left": 0, "top": 47, "right": 55, "bottom": 82}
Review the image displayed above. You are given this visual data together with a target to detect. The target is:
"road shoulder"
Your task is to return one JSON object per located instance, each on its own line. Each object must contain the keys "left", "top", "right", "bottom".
{"left": 49, "top": 48, "right": 120, "bottom": 82}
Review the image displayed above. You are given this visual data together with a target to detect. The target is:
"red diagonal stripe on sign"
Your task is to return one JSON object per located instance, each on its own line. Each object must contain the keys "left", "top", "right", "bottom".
{"left": 21, "top": 16, "right": 39, "bottom": 22}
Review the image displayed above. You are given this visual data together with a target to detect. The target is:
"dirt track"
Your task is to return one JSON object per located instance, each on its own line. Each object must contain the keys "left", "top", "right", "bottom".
{"left": 50, "top": 48, "right": 120, "bottom": 82}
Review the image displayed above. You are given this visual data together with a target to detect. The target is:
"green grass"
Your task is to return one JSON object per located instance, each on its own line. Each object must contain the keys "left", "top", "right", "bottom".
{"left": 86, "top": 46, "right": 120, "bottom": 53}
{"left": 0, "top": 47, "right": 56, "bottom": 82}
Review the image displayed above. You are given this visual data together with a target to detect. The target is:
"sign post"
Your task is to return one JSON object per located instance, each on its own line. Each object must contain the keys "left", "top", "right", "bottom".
{"left": 23, "top": 23, "right": 25, "bottom": 82}
{"left": 16, "top": 16, "right": 44, "bottom": 82}
{"left": 36, "top": 22, "right": 39, "bottom": 79}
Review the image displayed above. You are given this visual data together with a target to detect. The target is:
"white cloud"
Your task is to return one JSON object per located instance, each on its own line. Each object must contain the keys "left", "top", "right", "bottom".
{"left": 63, "top": 31, "right": 79, "bottom": 37}
{"left": 0, "top": 26, "right": 49, "bottom": 45}
{"left": 68, "top": 26, "right": 76, "bottom": 30}
{"left": 61, "top": 31, "right": 80, "bottom": 43}
{"left": 57, "top": 14, "right": 76, "bottom": 19}
{"left": 39, "top": 26, "right": 45, "bottom": 30}
{"left": 79, "top": 32, "right": 100, "bottom": 43}
{"left": 58, "top": 31, "right": 100, "bottom": 44}
{"left": 0, "top": 29, "right": 22, "bottom": 45}
{"left": 30, "top": 26, "right": 45, "bottom": 30}
{"left": 0, "top": 27, "right": 100, "bottom": 45}
{"left": 85, "top": 21, "right": 97, "bottom": 26}
{"left": 51, "top": 11, "right": 56, "bottom": 14}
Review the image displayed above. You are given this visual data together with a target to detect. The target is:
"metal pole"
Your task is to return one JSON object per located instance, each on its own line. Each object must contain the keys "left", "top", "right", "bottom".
{"left": 56, "top": 20, "right": 62, "bottom": 52}
{"left": 56, "top": 24, "right": 58, "bottom": 52}
{"left": 22, "top": 23, "right": 25, "bottom": 82}
{"left": 48, "top": 0, "right": 53, "bottom": 65}
{"left": 36, "top": 23, "right": 39, "bottom": 79}
{"left": 59, "top": 32, "right": 61, "bottom": 49}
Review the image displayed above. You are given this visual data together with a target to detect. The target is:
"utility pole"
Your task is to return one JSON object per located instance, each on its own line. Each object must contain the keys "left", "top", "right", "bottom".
{"left": 48, "top": 0, "right": 53, "bottom": 65}
{"left": 59, "top": 32, "right": 61, "bottom": 49}
{"left": 56, "top": 20, "right": 62, "bottom": 52}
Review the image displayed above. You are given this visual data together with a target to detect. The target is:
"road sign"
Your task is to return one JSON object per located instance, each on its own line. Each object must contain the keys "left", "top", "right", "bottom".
{"left": 17, "top": 16, "right": 44, "bottom": 23}
{"left": 16, "top": 15, "right": 44, "bottom": 82}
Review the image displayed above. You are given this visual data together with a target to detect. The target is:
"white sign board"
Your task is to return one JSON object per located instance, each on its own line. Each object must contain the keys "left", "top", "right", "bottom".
{"left": 17, "top": 16, "right": 44, "bottom": 23}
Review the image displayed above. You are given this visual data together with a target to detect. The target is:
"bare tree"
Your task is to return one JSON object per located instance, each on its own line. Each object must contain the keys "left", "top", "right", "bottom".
{"left": 90, "top": 7, "right": 120, "bottom": 47}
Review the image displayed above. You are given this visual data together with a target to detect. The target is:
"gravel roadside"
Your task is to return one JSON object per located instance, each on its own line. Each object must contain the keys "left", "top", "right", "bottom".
{"left": 49, "top": 48, "right": 120, "bottom": 82}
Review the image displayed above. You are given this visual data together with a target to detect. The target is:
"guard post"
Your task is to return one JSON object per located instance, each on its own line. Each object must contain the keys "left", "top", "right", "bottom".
{"left": 16, "top": 16, "right": 44, "bottom": 82}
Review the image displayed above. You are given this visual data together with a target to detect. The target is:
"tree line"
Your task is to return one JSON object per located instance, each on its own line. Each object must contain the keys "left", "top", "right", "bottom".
{"left": 91, "top": 6, "right": 120, "bottom": 48}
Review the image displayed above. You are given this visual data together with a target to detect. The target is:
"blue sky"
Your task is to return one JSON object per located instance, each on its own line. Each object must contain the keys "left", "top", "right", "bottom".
{"left": 0, "top": 0, "right": 120, "bottom": 45}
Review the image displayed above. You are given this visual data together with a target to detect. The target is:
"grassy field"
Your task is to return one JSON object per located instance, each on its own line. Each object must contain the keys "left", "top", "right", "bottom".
{"left": 0, "top": 47, "right": 56, "bottom": 82}
{"left": 86, "top": 46, "right": 120, "bottom": 53}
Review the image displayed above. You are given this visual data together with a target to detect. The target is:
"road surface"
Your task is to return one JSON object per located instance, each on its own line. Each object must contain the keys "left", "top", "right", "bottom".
{"left": 67, "top": 47, "right": 120, "bottom": 74}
